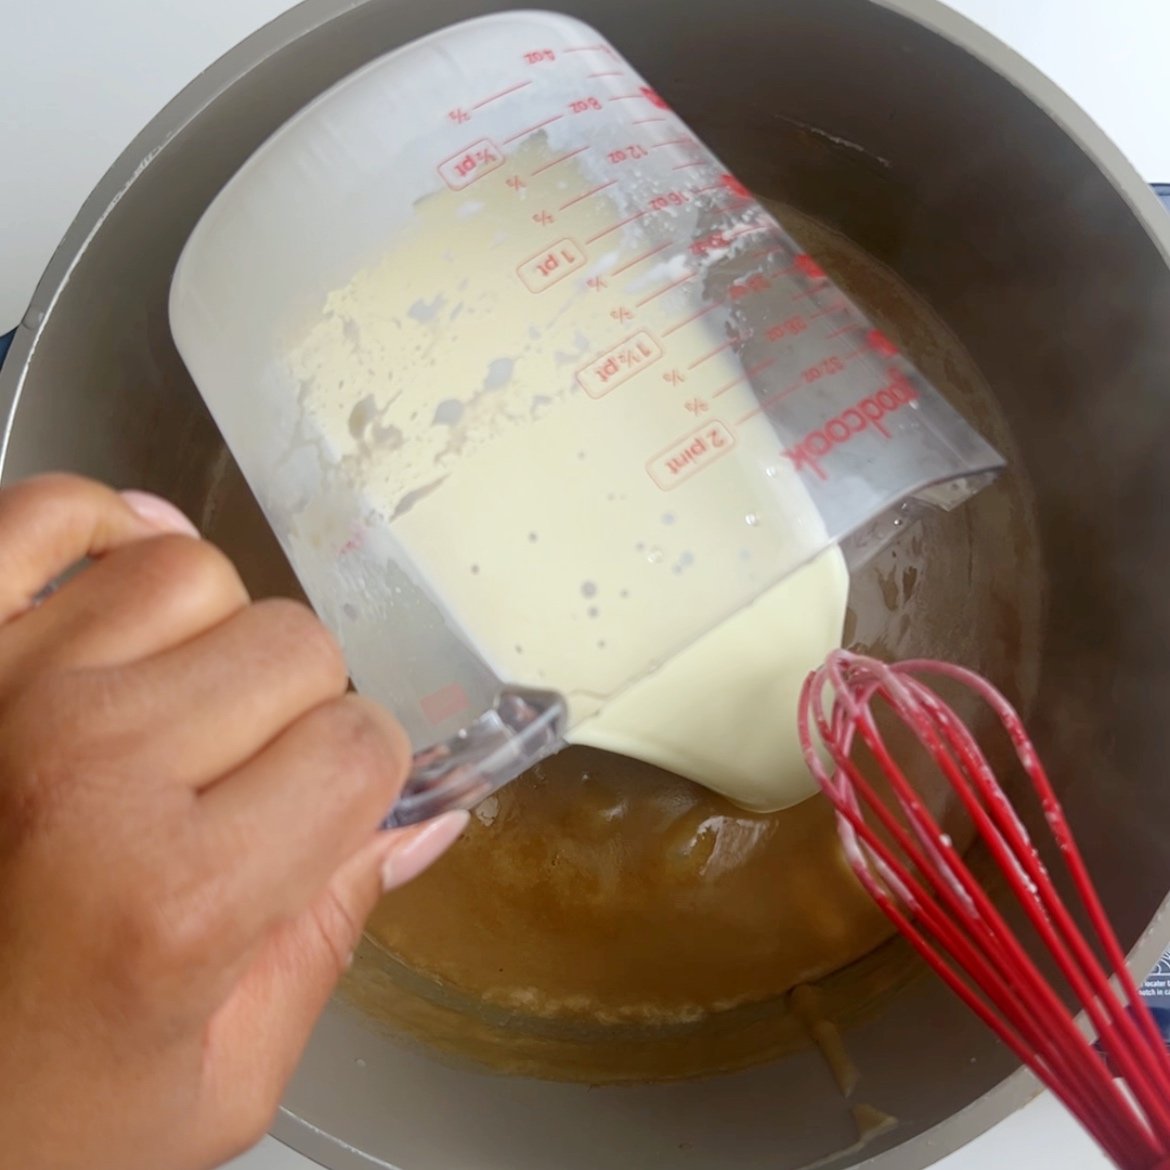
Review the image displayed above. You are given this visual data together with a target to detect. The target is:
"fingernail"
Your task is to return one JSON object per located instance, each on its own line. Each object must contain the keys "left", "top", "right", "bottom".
{"left": 380, "top": 809, "right": 469, "bottom": 893}
{"left": 120, "top": 490, "right": 200, "bottom": 538}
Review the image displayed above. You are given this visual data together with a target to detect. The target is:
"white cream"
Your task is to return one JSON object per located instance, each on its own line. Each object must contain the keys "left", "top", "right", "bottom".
{"left": 289, "top": 136, "right": 849, "bottom": 812}
{"left": 569, "top": 549, "right": 847, "bottom": 810}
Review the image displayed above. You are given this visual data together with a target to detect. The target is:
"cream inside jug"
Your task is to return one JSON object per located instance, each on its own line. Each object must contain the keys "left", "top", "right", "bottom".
{"left": 290, "top": 137, "right": 851, "bottom": 812}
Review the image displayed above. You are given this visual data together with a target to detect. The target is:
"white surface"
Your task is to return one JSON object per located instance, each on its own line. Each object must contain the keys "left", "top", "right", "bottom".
{"left": 0, "top": 1, "right": 1165, "bottom": 1168}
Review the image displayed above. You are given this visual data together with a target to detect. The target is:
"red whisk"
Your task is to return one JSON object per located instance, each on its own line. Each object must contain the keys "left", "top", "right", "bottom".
{"left": 798, "top": 650, "right": 1170, "bottom": 1170}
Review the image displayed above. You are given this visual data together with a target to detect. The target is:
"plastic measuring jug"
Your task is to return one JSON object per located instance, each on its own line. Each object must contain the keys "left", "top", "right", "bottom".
{"left": 170, "top": 10, "right": 1004, "bottom": 825}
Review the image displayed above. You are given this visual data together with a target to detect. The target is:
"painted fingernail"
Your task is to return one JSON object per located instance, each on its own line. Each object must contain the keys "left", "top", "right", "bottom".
{"left": 120, "top": 490, "right": 200, "bottom": 538}
{"left": 380, "top": 809, "right": 469, "bottom": 893}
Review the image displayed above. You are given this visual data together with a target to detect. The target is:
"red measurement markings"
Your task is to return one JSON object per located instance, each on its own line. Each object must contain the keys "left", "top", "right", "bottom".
{"left": 437, "top": 139, "right": 504, "bottom": 190}
{"left": 523, "top": 49, "right": 557, "bottom": 64}
{"left": 606, "top": 144, "right": 649, "bottom": 164}
{"left": 729, "top": 272, "right": 772, "bottom": 301}
{"left": 531, "top": 144, "right": 589, "bottom": 176}
{"left": 632, "top": 116, "right": 667, "bottom": 125}
{"left": 586, "top": 276, "right": 608, "bottom": 292}
{"left": 563, "top": 43, "right": 614, "bottom": 54}
{"left": 610, "top": 306, "right": 634, "bottom": 323}
{"left": 636, "top": 270, "right": 695, "bottom": 307}
{"left": 609, "top": 86, "right": 671, "bottom": 107}
{"left": 448, "top": 108, "right": 471, "bottom": 124}
{"left": 689, "top": 338, "right": 736, "bottom": 370}
{"left": 691, "top": 230, "right": 731, "bottom": 256}
{"left": 647, "top": 422, "right": 735, "bottom": 491}
{"left": 517, "top": 238, "right": 587, "bottom": 293}
{"left": 471, "top": 80, "right": 532, "bottom": 111}
{"left": 720, "top": 174, "right": 751, "bottom": 199}
{"left": 808, "top": 300, "right": 847, "bottom": 321}
{"left": 685, "top": 397, "right": 709, "bottom": 415}
{"left": 568, "top": 96, "right": 604, "bottom": 114}
{"left": 735, "top": 380, "right": 801, "bottom": 421}
{"left": 780, "top": 372, "right": 919, "bottom": 480}
{"left": 585, "top": 208, "right": 649, "bottom": 245}
{"left": 560, "top": 179, "right": 617, "bottom": 211}
{"left": 673, "top": 160, "right": 708, "bottom": 171}
{"left": 532, "top": 210, "right": 555, "bottom": 225}
{"left": 612, "top": 239, "right": 671, "bottom": 276}
{"left": 766, "top": 316, "right": 809, "bottom": 342}
{"left": 502, "top": 114, "right": 564, "bottom": 145}
{"left": 576, "top": 331, "right": 663, "bottom": 398}
{"left": 505, "top": 176, "right": 526, "bottom": 191}
{"left": 693, "top": 221, "right": 766, "bottom": 256}
{"left": 866, "top": 329, "right": 900, "bottom": 357}
{"left": 802, "top": 355, "right": 847, "bottom": 382}
{"left": 651, "top": 136, "right": 697, "bottom": 149}
{"left": 662, "top": 300, "right": 721, "bottom": 337}
{"left": 663, "top": 369, "right": 686, "bottom": 385}
{"left": 648, "top": 189, "right": 693, "bottom": 212}
{"left": 735, "top": 357, "right": 847, "bottom": 425}
{"left": 795, "top": 254, "right": 827, "bottom": 280}
{"left": 714, "top": 357, "right": 777, "bottom": 403}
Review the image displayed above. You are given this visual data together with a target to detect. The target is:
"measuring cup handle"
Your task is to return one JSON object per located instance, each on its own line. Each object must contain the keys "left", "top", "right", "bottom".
{"left": 382, "top": 686, "right": 567, "bottom": 827}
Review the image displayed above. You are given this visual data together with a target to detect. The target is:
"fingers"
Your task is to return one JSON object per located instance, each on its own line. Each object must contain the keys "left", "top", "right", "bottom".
{"left": 199, "top": 812, "right": 468, "bottom": 1162}
{"left": 118, "top": 491, "right": 200, "bottom": 538}
{"left": 0, "top": 476, "right": 195, "bottom": 623}
{"left": 9, "top": 533, "right": 250, "bottom": 671}
{"left": 93, "top": 598, "right": 349, "bottom": 789}
{"left": 195, "top": 695, "right": 413, "bottom": 942}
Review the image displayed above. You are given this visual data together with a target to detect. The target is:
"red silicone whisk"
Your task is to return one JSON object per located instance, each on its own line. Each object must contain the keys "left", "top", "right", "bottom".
{"left": 798, "top": 650, "right": 1170, "bottom": 1170}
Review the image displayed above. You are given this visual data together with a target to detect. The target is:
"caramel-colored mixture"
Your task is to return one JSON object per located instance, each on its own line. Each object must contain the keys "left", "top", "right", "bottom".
{"left": 365, "top": 748, "right": 893, "bottom": 1026}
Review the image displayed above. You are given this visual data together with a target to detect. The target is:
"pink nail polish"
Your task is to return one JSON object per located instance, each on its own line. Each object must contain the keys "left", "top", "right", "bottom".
{"left": 120, "top": 490, "right": 200, "bottom": 538}
{"left": 380, "top": 810, "right": 470, "bottom": 893}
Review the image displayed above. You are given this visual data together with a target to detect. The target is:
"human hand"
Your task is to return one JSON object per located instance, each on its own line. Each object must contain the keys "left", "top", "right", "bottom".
{"left": 0, "top": 475, "right": 466, "bottom": 1170}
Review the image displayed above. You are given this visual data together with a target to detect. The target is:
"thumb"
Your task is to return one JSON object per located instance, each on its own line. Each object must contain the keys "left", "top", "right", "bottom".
{"left": 286, "top": 808, "right": 471, "bottom": 991}
{"left": 199, "top": 811, "right": 468, "bottom": 1151}
{"left": 0, "top": 475, "right": 198, "bottom": 622}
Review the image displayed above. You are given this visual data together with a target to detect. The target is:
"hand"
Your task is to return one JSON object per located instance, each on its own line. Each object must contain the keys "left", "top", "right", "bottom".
{"left": 0, "top": 475, "right": 467, "bottom": 1170}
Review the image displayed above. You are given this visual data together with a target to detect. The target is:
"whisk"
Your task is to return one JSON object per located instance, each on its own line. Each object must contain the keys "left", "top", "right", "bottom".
{"left": 798, "top": 651, "right": 1170, "bottom": 1170}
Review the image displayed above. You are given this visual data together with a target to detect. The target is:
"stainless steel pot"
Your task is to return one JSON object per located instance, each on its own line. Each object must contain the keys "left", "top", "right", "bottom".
{"left": 3, "top": 1, "right": 1170, "bottom": 1167}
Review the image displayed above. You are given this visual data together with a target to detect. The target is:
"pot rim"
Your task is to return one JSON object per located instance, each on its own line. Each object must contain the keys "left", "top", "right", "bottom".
{"left": 2, "top": 1, "right": 1168, "bottom": 1167}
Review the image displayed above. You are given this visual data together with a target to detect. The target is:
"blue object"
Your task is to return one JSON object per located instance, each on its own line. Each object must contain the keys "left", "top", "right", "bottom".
{"left": 0, "top": 328, "right": 13, "bottom": 372}
{"left": 1151, "top": 1005, "right": 1170, "bottom": 1045}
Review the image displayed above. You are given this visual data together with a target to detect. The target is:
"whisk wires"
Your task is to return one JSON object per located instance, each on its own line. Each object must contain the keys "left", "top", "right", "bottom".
{"left": 798, "top": 651, "right": 1170, "bottom": 1170}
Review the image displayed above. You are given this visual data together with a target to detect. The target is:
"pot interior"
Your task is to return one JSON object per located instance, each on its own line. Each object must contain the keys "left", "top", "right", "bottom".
{"left": 3, "top": 0, "right": 1170, "bottom": 1167}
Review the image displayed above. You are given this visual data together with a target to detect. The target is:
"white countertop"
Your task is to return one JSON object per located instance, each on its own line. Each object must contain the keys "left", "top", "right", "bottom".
{"left": 1, "top": 1, "right": 1166, "bottom": 1167}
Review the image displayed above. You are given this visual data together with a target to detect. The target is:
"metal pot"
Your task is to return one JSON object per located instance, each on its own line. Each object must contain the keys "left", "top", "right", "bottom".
{"left": 3, "top": 0, "right": 1169, "bottom": 1167}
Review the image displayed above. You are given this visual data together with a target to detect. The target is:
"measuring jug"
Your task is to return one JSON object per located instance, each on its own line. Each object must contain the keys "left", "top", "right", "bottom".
{"left": 169, "top": 9, "right": 1004, "bottom": 825}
